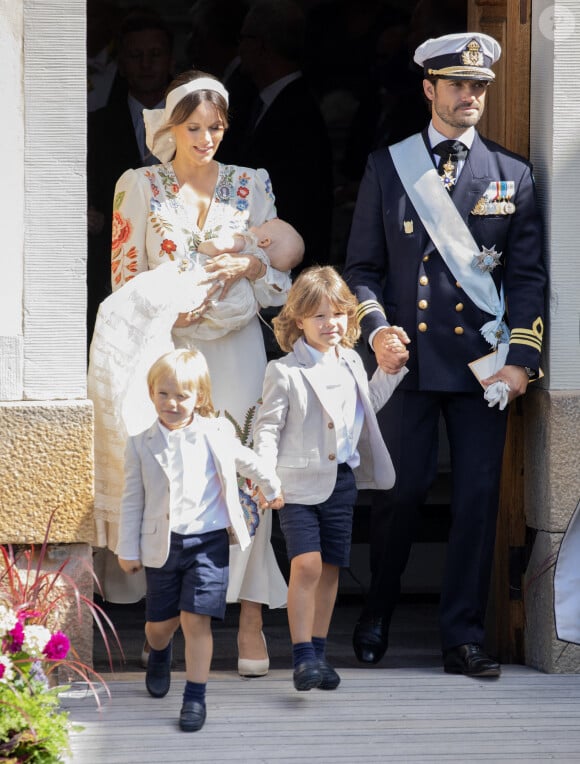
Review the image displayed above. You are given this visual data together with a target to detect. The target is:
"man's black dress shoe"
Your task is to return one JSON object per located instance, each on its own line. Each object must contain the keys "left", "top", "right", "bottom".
{"left": 443, "top": 644, "right": 501, "bottom": 677}
{"left": 353, "top": 616, "right": 388, "bottom": 664}
{"left": 145, "top": 645, "right": 172, "bottom": 698}
{"left": 179, "top": 701, "right": 206, "bottom": 732}
{"left": 317, "top": 659, "right": 340, "bottom": 690}
{"left": 293, "top": 659, "right": 322, "bottom": 691}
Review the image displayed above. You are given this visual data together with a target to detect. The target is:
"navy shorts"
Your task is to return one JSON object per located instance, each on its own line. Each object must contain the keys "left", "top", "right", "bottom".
{"left": 279, "top": 463, "right": 357, "bottom": 567}
{"left": 145, "top": 528, "right": 229, "bottom": 622}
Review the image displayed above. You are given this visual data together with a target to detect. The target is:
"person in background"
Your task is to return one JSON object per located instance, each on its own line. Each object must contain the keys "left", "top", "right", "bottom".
{"left": 87, "top": 9, "right": 175, "bottom": 349}
{"left": 236, "top": 0, "right": 333, "bottom": 275}
{"left": 185, "top": 0, "right": 257, "bottom": 164}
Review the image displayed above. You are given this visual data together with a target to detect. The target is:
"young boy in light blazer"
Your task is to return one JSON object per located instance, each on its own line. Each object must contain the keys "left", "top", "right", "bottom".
{"left": 252, "top": 266, "right": 407, "bottom": 692}
{"left": 116, "top": 348, "right": 283, "bottom": 732}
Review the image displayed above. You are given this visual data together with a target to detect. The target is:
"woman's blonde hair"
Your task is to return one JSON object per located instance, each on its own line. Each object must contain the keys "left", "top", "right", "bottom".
{"left": 147, "top": 348, "right": 215, "bottom": 418}
{"left": 153, "top": 69, "right": 229, "bottom": 154}
{"left": 272, "top": 265, "right": 361, "bottom": 352}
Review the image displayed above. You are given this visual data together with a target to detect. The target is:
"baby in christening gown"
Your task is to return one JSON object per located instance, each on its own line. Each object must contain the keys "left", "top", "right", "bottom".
{"left": 187, "top": 217, "right": 305, "bottom": 340}
{"left": 88, "top": 218, "right": 304, "bottom": 461}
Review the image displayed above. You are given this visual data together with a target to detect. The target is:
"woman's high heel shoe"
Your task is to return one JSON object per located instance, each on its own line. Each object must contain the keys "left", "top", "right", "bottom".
{"left": 238, "top": 631, "right": 269, "bottom": 677}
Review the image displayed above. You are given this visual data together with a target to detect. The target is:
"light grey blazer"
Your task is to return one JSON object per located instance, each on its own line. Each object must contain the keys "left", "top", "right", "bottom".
{"left": 116, "top": 416, "right": 281, "bottom": 568}
{"left": 253, "top": 337, "right": 407, "bottom": 504}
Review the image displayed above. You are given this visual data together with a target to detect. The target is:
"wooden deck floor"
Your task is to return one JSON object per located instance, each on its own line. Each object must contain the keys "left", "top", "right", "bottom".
{"left": 62, "top": 666, "right": 580, "bottom": 763}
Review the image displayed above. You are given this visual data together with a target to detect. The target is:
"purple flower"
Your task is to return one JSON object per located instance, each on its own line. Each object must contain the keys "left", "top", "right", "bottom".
{"left": 29, "top": 659, "right": 49, "bottom": 689}
{"left": 43, "top": 631, "right": 70, "bottom": 660}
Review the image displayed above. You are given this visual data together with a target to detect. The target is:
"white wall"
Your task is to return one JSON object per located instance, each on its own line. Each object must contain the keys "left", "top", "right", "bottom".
{"left": 0, "top": 0, "right": 87, "bottom": 402}
{"left": 21, "top": 0, "right": 88, "bottom": 400}
{"left": 531, "top": 0, "right": 580, "bottom": 390}
{"left": 0, "top": 2, "right": 24, "bottom": 399}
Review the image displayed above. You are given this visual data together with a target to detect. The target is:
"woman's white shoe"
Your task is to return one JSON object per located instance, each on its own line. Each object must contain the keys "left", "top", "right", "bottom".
{"left": 237, "top": 631, "right": 269, "bottom": 677}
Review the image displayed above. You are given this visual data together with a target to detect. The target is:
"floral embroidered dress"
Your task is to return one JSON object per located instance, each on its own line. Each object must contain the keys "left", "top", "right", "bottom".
{"left": 90, "top": 163, "right": 289, "bottom": 607}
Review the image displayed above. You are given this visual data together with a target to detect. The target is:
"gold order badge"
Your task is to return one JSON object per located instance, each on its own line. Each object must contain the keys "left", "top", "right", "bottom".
{"left": 461, "top": 39, "right": 484, "bottom": 68}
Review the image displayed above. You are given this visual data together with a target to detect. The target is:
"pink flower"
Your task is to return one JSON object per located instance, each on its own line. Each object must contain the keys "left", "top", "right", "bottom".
{"left": 43, "top": 631, "right": 70, "bottom": 660}
{"left": 0, "top": 662, "right": 5, "bottom": 679}
{"left": 18, "top": 608, "right": 41, "bottom": 623}
{"left": 8, "top": 621, "right": 24, "bottom": 652}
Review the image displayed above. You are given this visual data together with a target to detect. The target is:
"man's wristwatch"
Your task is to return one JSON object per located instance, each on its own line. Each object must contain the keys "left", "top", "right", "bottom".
{"left": 524, "top": 366, "right": 535, "bottom": 379}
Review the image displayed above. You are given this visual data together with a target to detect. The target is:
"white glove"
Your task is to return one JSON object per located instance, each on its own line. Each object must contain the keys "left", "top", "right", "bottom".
{"left": 483, "top": 380, "right": 511, "bottom": 411}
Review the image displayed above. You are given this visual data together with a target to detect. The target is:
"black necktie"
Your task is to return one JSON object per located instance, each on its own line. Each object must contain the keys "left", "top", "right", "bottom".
{"left": 433, "top": 140, "right": 469, "bottom": 191}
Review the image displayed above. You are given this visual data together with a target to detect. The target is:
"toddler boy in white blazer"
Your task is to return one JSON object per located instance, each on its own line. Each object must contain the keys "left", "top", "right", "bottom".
{"left": 116, "top": 348, "right": 282, "bottom": 732}
{"left": 252, "top": 266, "right": 407, "bottom": 692}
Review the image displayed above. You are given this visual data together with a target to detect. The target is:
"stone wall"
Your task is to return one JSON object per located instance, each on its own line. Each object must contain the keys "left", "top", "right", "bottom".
{"left": 527, "top": 0, "right": 580, "bottom": 672}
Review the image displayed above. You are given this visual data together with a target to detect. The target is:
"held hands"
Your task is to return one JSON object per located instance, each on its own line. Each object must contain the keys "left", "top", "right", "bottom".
{"left": 372, "top": 326, "right": 410, "bottom": 373}
{"left": 118, "top": 557, "right": 143, "bottom": 575}
{"left": 256, "top": 488, "right": 284, "bottom": 511}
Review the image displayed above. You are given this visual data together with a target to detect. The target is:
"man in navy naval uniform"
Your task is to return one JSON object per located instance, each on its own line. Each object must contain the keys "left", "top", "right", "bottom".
{"left": 343, "top": 32, "right": 547, "bottom": 677}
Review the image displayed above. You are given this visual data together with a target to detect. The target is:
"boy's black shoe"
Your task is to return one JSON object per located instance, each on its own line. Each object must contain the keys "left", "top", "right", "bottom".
{"left": 145, "top": 645, "right": 172, "bottom": 698}
{"left": 293, "top": 659, "right": 322, "bottom": 691}
{"left": 317, "top": 660, "right": 341, "bottom": 690}
{"left": 179, "top": 701, "right": 206, "bottom": 732}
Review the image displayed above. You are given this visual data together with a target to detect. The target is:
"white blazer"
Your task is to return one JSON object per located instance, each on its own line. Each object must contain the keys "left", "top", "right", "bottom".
{"left": 253, "top": 337, "right": 407, "bottom": 504}
{"left": 116, "top": 416, "right": 281, "bottom": 568}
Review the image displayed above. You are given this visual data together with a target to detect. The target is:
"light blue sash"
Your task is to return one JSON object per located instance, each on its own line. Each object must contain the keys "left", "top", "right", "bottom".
{"left": 389, "top": 134, "right": 508, "bottom": 348}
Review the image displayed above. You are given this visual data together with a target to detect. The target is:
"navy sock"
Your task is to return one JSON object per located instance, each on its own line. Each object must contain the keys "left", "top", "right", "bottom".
{"left": 292, "top": 641, "right": 316, "bottom": 669}
{"left": 183, "top": 680, "right": 206, "bottom": 706}
{"left": 148, "top": 642, "right": 171, "bottom": 665}
{"left": 312, "top": 636, "right": 327, "bottom": 660}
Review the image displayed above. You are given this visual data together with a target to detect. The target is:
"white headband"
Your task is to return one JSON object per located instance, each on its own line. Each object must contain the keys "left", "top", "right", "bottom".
{"left": 143, "top": 78, "right": 230, "bottom": 163}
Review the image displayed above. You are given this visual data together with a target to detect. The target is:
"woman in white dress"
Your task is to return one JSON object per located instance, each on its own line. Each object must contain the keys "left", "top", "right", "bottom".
{"left": 93, "top": 70, "right": 303, "bottom": 675}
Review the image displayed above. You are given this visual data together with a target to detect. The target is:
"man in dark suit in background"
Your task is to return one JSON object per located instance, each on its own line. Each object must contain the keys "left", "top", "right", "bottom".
{"left": 86, "top": 11, "right": 174, "bottom": 349}
{"left": 185, "top": 0, "right": 257, "bottom": 166}
{"left": 343, "top": 32, "right": 547, "bottom": 677}
{"left": 236, "top": 0, "right": 333, "bottom": 275}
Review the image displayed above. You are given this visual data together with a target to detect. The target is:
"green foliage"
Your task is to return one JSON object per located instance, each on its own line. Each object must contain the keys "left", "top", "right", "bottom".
{"left": 0, "top": 682, "right": 73, "bottom": 762}
{"left": 0, "top": 509, "right": 122, "bottom": 761}
{"left": 223, "top": 403, "right": 258, "bottom": 448}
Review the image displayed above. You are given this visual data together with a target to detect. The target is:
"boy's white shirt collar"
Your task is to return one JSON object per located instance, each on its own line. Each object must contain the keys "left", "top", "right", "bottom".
{"left": 157, "top": 417, "right": 198, "bottom": 443}
{"left": 303, "top": 340, "right": 343, "bottom": 365}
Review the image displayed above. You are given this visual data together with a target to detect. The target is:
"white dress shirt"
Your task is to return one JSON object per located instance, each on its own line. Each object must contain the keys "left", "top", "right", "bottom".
{"left": 159, "top": 420, "right": 230, "bottom": 535}
{"left": 303, "top": 343, "right": 364, "bottom": 468}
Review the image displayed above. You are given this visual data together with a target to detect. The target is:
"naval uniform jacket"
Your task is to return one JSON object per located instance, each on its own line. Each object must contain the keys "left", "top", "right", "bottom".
{"left": 343, "top": 129, "right": 547, "bottom": 392}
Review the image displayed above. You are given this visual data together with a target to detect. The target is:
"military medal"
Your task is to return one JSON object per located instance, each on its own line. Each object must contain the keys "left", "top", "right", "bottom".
{"left": 440, "top": 158, "right": 457, "bottom": 189}
{"left": 472, "top": 244, "right": 502, "bottom": 272}
{"left": 471, "top": 181, "right": 516, "bottom": 215}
